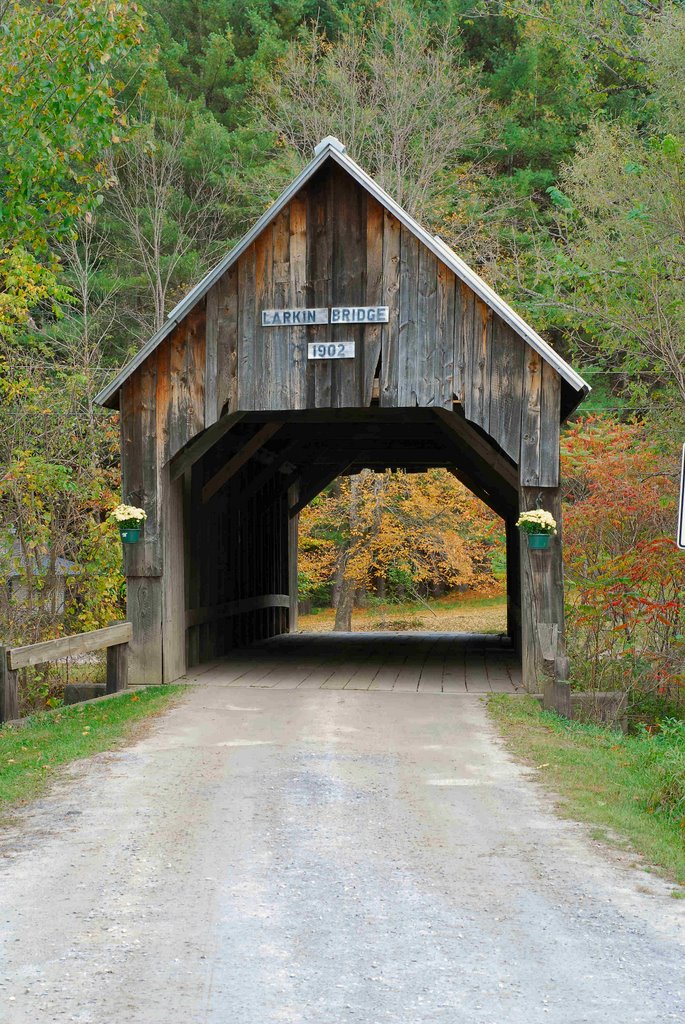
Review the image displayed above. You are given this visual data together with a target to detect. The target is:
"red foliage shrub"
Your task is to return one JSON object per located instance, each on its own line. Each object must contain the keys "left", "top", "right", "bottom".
{"left": 561, "top": 417, "right": 684, "bottom": 702}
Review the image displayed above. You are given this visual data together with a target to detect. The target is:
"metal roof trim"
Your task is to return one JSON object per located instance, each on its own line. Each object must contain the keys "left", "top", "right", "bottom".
{"left": 96, "top": 137, "right": 590, "bottom": 407}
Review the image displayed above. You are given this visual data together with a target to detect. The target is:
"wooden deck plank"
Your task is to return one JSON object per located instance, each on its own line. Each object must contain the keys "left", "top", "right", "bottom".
{"left": 464, "top": 650, "right": 490, "bottom": 693}
{"left": 320, "top": 643, "right": 372, "bottom": 689}
{"left": 185, "top": 632, "right": 519, "bottom": 694}
{"left": 417, "top": 640, "right": 446, "bottom": 693}
{"left": 368, "top": 653, "right": 410, "bottom": 690}
{"left": 392, "top": 636, "right": 432, "bottom": 692}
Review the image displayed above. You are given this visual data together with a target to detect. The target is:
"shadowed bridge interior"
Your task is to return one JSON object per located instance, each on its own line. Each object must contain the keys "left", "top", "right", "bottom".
{"left": 183, "top": 632, "right": 521, "bottom": 694}
{"left": 180, "top": 407, "right": 521, "bottom": 672}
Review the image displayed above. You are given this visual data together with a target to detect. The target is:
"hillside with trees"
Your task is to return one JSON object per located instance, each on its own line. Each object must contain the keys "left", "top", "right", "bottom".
{"left": 0, "top": 0, "right": 683, "bottom": 716}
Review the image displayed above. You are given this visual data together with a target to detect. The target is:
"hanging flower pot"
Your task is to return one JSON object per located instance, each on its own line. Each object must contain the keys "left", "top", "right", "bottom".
{"left": 527, "top": 532, "right": 551, "bottom": 551}
{"left": 119, "top": 527, "right": 141, "bottom": 544}
{"left": 109, "top": 504, "right": 147, "bottom": 546}
{"left": 516, "top": 509, "right": 557, "bottom": 552}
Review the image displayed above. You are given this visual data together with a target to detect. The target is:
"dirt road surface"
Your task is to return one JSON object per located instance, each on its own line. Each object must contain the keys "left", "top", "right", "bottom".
{"left": 1, "top": 686, "right": 683, "bottom": 1023}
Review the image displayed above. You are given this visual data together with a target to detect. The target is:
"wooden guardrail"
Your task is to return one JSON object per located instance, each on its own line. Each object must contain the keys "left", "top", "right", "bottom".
{"left": 0, "top": 622, "right": 132, "bottom": 724}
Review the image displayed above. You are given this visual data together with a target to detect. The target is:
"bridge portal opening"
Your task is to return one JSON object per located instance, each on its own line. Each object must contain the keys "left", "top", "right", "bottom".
{"left": 177, "top": 409, "right": 521, "bottom": 679}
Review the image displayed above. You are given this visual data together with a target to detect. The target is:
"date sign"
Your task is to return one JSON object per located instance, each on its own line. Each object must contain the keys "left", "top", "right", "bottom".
{"left": 308, "top": 341, "right": 355, "bottom": 360}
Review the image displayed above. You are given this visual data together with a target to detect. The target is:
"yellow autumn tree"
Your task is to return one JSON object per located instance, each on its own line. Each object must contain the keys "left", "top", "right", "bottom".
{"left": 298, "top": 469, "right": 504, "bottom": 629}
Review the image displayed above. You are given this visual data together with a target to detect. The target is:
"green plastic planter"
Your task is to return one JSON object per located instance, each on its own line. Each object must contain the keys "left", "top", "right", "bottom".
{"left": 119, "top": 527, "right": 141, "bottom": 544}
{"left": 527, "top": 532, "right": 551, "bottom": 551}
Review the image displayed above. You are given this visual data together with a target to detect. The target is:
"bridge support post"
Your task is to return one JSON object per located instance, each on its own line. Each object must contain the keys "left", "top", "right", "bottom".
{"left": 519, "top": 486, "right": 565, "bottom": 698}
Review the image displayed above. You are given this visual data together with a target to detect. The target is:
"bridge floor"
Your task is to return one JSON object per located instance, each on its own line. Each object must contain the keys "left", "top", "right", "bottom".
{"left": 184, "top": 631, "right": 521, "bottom": 693}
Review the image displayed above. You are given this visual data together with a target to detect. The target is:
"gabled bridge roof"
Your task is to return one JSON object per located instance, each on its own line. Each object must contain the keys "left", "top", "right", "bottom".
{"left": 95, "top": 136, "right": 590, "bottom": 410}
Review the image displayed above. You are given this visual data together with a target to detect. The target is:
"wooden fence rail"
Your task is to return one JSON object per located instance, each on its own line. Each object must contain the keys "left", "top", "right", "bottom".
{"left": 0, "top": 622, "right": 132, "bottom": 724}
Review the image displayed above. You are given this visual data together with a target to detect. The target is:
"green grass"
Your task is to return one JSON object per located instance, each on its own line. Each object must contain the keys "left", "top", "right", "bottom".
{"left": 489, "top": 695, "right": 685, "bottom": 887}
{"left": 0, "top": 687, "right": 184, "bottom": 813}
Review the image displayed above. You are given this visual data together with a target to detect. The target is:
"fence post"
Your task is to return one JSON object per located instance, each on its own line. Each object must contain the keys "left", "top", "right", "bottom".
{"left": 0, "top": 646, "right": 19, "bottom": 723}
{"left": 106, "top": 642, "right": 129, "bottom": 694}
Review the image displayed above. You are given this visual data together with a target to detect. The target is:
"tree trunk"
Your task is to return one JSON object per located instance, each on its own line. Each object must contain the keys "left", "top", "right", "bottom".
{"left": 334, "top": 575, "right": 355, "bottom": 631}
{"left": 333, "top": 473, "right": 364, "bottom": 631}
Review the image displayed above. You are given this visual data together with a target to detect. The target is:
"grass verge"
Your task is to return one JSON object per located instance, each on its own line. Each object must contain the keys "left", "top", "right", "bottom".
{"left": 0, "top": 687, "right": 184, "bottom": 813}
{"left": 489, "top": 695, "right": 685, "bottom": 888}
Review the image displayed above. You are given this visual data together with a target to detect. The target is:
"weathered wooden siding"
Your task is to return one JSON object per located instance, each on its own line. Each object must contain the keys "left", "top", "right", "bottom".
{"left": 199, "top": 164, "right": 557, "bottom": 482}
{"left": 121, "top": 163, "right": 561, "bottom": 484}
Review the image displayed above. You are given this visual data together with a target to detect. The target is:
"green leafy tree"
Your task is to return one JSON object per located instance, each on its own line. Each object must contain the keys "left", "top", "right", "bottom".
{"left": 0, "top": 0, "right": 147, "bottom": 336}
{"left": 525, "top": 6, "right": 685, "bottom": 415}
{"left": 259, "top": 0, "right": 491, "bottom": 223}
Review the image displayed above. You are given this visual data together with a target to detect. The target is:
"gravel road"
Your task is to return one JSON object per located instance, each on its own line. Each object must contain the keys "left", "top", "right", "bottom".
{"left": 1, "top": 685, "right": 683, "bottom": 1024}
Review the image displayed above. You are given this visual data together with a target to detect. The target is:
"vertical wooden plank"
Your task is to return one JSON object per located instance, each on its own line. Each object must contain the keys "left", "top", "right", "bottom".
{"left": 184, "top": 466, "right": 200, "bottom": 667}
{"left": 155, "top": 335, "right": 172, "bottom": 464}
{"left": 436, "top": 263, "right": 455, "bottom": 410}
{"left": 519, "top": 486, "right": 564, "bottom": 691}
{"left": 189, "top": 302, "right": 206, "bottom": 437}
{"left": 505, "top": 517, "right": 522, "bottom": 651}
{"left": 272, "top": 207, "right": 290, "bottom": 408}
{"left": 161, "top": 470, "right": 186, "bottom": 682}
{"left": 488, "top": 319, "right": 525, "bottom": 461}
{"left": 331, "top": 167, "right": 365, "bottom": 407}
{"left": 205, "top": 476, "right": 219, "bottom": 660}
{"left": 237, "top": 243, "right": 257, "bottom": 409}
{"left": 166, "top": 304, "right": 206, "bottom": 460}
{"left": 520, "top": 347, "right": 543, "bottom": 486}
{"left": 456, "top": 284, "right": 473, "bottom": 409}
{"left": 363, "top": 196, "right": 384, "bottom": 406}
{"left": 106, "top": 643, "right": 129, "bottom": 694}
{"left": 482, "top": 307, "right": 494, "bottom": 430}
{"left": 465, "top": 298, "right": 490, "bottom": 429}
{"left": 121, "top": 361, "right": 162, "bottom": 577}
{"left": 539, "top": 360, "right": 561, "bottom": 487}
{"left": 288, "top": 483, "right": 299, "bottom": 632}
{"left": 416, "top": 247, "right": 438, "bottom": 406}
{"left": 0, "top": 648, "right": 19, "bottom": 722}
{"left": 167, "top": 322, "right": 187, "bottom": 459}
{"left": 380, "top": 209, "right": 401, "bottom": 406}
{"left": 307, "top": 169, "right": 333, "bottom": 407}
{"left": 289, "top": 195, "right": 308, "bottom": 409}
{"left": 205, "top": 285, "right": 219, "bottom": 426}
{"left": 126, "top": 577, "right": 163, "bottom": 685}
{"left": 398, "top": 226, "right": 419, "bottom": 406}
{"left": 253, "top": 227, "right": 273, "bottom": 410}
{"left": 216, "top": 265, "right": 239, "bottom": 417}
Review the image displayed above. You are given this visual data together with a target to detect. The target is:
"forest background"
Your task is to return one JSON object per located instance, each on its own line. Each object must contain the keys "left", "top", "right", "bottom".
{"left": 1, "top": 0, "right": 684, "bottom": 712}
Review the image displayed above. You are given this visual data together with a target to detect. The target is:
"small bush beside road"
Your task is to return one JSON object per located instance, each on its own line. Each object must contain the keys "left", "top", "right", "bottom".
{"left": 490, "top": 695, "right": 685, "bottom": 887}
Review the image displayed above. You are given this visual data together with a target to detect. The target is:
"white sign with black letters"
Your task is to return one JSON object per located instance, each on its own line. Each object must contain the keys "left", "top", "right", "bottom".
{"left": 261, "top": 306, "right": 389, "bottom": 327}
{"left": 307, "top": 341, "right": 355, "bottom": 360}
{"left": 331, "top": 306, "right": 388, "bottom": 324}
{"left": 262, "top": 308, "right": 328, "bottom": 326}
{"left": 678, "top": 443, "right": 685, "bottom": 549}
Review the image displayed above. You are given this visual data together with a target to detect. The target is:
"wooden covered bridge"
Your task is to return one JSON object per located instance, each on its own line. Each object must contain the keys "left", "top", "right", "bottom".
{"left": 96, "top": 137, "right": 589, "bottom": 693}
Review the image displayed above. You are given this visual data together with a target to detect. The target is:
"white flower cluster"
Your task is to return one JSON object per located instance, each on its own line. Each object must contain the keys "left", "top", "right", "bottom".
{"left": 516, "top": 509, "right": 557, "bottom": 535}
{"left": 109, "top": 503, "right": 147, "bottom": 525}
